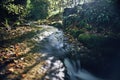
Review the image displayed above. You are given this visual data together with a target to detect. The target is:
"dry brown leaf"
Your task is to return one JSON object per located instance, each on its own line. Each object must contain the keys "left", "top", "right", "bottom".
{"left": 8, "top": 68, "right": 14, "bottom": 72}
{"left": 8, "top": 63, "right": 15, "bottom": 67}
{"left": 22, "top": 74, "right": 27, "bottom": 78}
{"left": 14, "top": 60, "right": 18, "bottom": 63}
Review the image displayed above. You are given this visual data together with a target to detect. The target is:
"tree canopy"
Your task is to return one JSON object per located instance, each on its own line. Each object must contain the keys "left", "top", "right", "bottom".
{"left": 0, "top": 0, "right": 28, "bottom": 26}
{"left": 27, "top": 0, "right": 49, "bottom": 20}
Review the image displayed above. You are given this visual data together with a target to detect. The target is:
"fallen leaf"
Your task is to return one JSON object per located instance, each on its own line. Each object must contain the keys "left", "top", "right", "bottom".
{"left": 14, "top": 60, "right": 18, "bottom": 63}
{"left": 8, "top": 63, "right": 15, "bottom": 67}
{"left": 22, "top": 74, "right": 27, "bottom": 78}
{"left": 8, "top": 68, "right": 14, "bottom": 72}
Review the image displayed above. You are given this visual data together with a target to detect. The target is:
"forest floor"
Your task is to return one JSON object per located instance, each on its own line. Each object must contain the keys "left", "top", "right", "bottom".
{"left": 0, "top": 25, "right": 48, "bottom": 80}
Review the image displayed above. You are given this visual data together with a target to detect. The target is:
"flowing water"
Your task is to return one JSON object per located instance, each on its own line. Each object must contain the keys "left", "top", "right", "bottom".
{"left": 33, "top": 25, "right": 102, "bottom": 80}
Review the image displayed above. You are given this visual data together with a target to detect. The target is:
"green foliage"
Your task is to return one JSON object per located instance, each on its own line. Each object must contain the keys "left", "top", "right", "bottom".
{"left": 48, "top": 12, "right": 63, "bottom": 21}
{"left": 76, "top": 19, "right": 93, "bottom": 31}
{"left": 63, "top": 14, "right": 77, "bottom": 27}
{"left": 48, "top": 0, "right": 69, "bottom": 15}
{"left": 63, "top": 0, "right": 120, "bottom": 33}
{"left": 27, "top": 0, "right": 49, "bottom": 20}
{"left": 78, "top": 33, "right": 105, "bottom": 48}
{"left": 0, "top": 0, "right": 28, "bottom": 27}
{"left": 69, "top": 29, "right": 85, "bottom": 38}
{"left": 79, "top": 0, "right": 120, "bottom": 31}
{"left": 2, "top": 19, "right": 11, "bottom": 30}
{"left": 76, "top": 19, "right": 86, "bottom": 28}
{"left": 78, "top": 33, "right": 91, "bottom": 43}
{"left": 5, "top": 4, "right": 23, "bottom": 15}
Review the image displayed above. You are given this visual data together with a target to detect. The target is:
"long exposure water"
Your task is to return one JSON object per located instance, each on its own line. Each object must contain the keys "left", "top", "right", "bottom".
{"left": 33, "top": 24, "right": 102, "bottom": 80}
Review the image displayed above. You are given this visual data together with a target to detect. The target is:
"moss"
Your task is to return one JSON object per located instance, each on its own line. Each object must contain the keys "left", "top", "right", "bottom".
{"left": 69, "top": 29, "right": 85, "bottom": 38}
{"left": 78, "top": 33, "right": 105, "bottom": 48}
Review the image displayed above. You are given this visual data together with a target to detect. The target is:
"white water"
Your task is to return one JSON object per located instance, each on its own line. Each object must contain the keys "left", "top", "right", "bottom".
{"left": 33, "top": 25, "right": 102, "bottom": 80}
{"left": 64, "top": 58, "right": 101, "bottom": 80}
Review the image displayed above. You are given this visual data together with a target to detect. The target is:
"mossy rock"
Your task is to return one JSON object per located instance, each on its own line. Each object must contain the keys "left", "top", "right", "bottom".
{"left": 49, "top": 22, "right": 63, "bottom": 29}
{"left": 78, "top": 33, "right": 105, "bottom": 48}
{"left": 70, "top": 29, "right": 85, "bottom": 38}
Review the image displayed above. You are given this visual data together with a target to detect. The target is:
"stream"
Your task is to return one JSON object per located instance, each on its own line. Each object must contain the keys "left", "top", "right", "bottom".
{"left": 33, "top": 24, "right": 102, "bottom": 80}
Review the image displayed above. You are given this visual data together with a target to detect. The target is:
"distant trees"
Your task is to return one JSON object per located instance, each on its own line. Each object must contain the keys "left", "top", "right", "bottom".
{"left": 0, "top": 0, "right": 95, "bottom": 28}
{"left": 27, "top": 0, "right": 49, "bottom": 20}
{"left": 0, "top": 0, "right": 51, "bottom": 27}
{"left": 63, "top": 0, "right": 120, "bottom": 32}
{"left": 0, "top": 0, "right": 28, "bottom": 27}
{"left": 48, "top": 0, "right": 81, "bottom": 16}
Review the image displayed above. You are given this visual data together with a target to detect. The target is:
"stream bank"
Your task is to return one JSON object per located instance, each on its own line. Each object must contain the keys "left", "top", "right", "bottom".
{"left": 1, "top": 22, "right": 119, "bottom": 80}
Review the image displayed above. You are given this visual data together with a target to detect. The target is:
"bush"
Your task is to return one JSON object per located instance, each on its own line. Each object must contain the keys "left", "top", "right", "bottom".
{"left": 63, "top": 14, "right": 77, "bottom": 27}
{"left": 70, "top": 29, "right": 85, "bottom": 38}
{"left": 48, "top": 12, "right": 63, "bottom": 21}
{"left": 0, "top": 0, "right": 28, "bottom": 27}
{"left": 27, "top": 0, "right": 49, "bottom": 20}
{"left": 76, "top": 20, "right": 86, "bottom": 28}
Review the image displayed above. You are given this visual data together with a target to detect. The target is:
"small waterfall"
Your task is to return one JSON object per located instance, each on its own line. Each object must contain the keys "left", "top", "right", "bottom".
{"left": 34, "top": 25, "right": 102, "bottom": 80}
{"left": 64, "top": 58, "right": 101, "bottom": 80}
